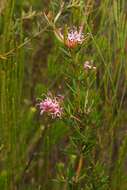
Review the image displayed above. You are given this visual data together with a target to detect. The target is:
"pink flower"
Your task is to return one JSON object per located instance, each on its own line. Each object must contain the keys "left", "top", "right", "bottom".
{"left": 39, "top": 94, "right": 63, "bottom": 119}
{"left": 65, "top": 28, "right": 84, "bottom": 48}
{"left": 84, "top": 61, "right": 96, "bottom": 70}
{"left": 54, "top": 26, "right": 84, "bottom": 48}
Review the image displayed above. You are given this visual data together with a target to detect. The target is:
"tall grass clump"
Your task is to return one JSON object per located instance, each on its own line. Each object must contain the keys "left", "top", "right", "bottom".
{"left": 0, "top": 0, "right": 127, "bottom": 190}
{"left": 0, "top": 0, "right": 24, "bottom": 189}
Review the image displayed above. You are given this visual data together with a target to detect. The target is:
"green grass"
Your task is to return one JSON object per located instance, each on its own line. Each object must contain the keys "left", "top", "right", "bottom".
{"left": 0, "top": 0, "right": 127, "bottom": 189}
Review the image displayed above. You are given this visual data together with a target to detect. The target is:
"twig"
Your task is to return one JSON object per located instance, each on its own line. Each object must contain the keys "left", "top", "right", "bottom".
{"left": 75, "top": 154, "right": 83, "bottom": 183}
{"left": 0, "top": 25, "right": 48, "bottom": 60}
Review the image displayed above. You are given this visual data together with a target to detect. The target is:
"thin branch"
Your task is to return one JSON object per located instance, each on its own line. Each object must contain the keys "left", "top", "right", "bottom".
{"left": 0, "top": 25, "right": 48, "bottom": 60}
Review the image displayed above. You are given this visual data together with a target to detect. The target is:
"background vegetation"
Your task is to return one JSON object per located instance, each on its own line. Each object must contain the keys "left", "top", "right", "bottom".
{"left": 0, "top": 0, "right": 127, "bottom": 189}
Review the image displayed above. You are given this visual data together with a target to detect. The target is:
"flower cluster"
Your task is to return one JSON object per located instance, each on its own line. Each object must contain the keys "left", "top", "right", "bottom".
{"left": 65, "top": 28, "right": 84, "bottom": 48}
{"left": 39, "top": 94, "right": 63, "bottom": 119}
{"left": 55, "top": 27, "right": 84, "bottom": 48}
{"left": 84, "top": 60, "right": 96, "bottom": 71}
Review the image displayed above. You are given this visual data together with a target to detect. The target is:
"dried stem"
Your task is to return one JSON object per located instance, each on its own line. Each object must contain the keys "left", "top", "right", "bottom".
{"left": 75, "top": 154, "right": 83, "bottom": 183}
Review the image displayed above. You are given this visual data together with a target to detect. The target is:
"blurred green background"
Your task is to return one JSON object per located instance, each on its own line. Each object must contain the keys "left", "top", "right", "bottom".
{"left": 0, "top": 0, "right": 127, "bottom": 190}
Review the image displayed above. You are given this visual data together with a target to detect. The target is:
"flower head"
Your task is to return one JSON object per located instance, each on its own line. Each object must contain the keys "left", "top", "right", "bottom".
{"left": 65, "top": 28, "right": 84, "bottom": 48}
{"left": 84, "top": 60, "right": 96, "bottom": 71}
{"left": 39, "top": 94, "right": 63, "bottom": 119}
{"left": 54, "top": 26, "right": 84, "bottom": 48}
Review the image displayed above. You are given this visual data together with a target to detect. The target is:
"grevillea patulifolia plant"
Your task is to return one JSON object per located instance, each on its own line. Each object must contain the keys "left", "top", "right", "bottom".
{"left": 35, "top": 1, "right": 109, "bottom": 190}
